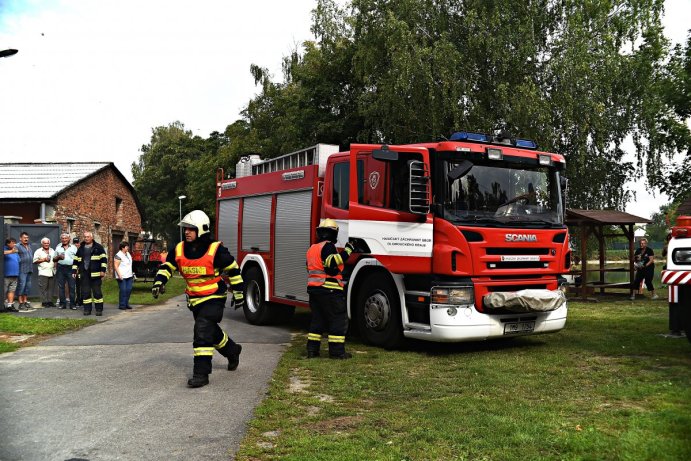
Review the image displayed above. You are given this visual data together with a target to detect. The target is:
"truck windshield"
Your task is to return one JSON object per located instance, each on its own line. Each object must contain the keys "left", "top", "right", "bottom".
{"left": 442, "top": 161, "right": 563, "bottom": 227}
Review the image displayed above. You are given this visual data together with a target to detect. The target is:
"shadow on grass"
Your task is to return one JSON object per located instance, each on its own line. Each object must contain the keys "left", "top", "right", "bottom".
{"left": 285, "top": 306, "right": 548, "bottom": 356}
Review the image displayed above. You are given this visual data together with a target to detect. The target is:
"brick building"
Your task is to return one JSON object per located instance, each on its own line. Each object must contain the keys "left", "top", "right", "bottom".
{"left": 0, "top": 162, "right": 143, "bottom": 274}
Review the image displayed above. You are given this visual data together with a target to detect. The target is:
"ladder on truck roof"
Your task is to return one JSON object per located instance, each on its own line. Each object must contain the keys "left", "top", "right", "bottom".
{"left": 235, "top": 143, "right": 339, "bottom": 178}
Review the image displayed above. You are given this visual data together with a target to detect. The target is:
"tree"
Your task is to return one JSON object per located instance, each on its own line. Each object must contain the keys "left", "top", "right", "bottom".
{"left": 646, "top": 203, "right": 673, "bottom": 242}
{"left": 132, "top": 122, "right": 202, "bottom": 243}
{"left": 655, "top": 32, "right": 691, "bottom": 203}
{"left": 230, "top": 0, "right": 688, "bottom": 211}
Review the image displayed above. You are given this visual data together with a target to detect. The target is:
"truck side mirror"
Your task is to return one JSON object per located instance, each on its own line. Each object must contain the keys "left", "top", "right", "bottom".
{"left": 372, "top": 145, "right": 399, "bottom": 161}
{"left": 409, "top": 160, "right": 430, "bottom": 215}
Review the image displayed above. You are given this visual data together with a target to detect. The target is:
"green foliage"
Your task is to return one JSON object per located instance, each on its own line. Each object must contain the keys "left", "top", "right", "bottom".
{"left": 646, "top": 202, "right": 674, "bottom": 242}
{"left": 132, "top": 1, "right": 690, "bottom": 224}
{"left": 233, "top": 0, "right": 689, "bottom": 210}
{"left": 0, "top": 315, "right": 95, "bottom": 335}
{"left": 654, "top": 33, "right": 691, "bottom": 202}
{"left": 132, "top": 122, "right": 206, "bottom": 243}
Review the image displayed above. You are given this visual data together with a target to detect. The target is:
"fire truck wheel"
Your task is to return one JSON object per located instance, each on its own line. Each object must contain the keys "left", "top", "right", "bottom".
{"left": 243, "top": 266, "right": 272, "bottom": 325}
{"left": 356, "top": 272, "right": 404, "bottom": 349}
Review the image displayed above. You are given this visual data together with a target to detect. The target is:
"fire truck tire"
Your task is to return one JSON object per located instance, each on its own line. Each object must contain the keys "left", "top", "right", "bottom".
{"left": 355, "top": 272, "right": 404, "bottom": 349}
{"left": 243, "top": 266, "right": 272, "bottom": 325}
{"left": 241, "top": 266, "right": 295, "bottom": 325}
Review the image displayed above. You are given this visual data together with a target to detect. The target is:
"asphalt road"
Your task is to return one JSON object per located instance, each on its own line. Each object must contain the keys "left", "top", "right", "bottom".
{"left": 0, "top": 295, "right": 293, "bottom": 461}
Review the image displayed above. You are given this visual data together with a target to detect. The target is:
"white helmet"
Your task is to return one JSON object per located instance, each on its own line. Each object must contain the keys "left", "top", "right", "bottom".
{"left": 179, "top": 210, "right": 211, "bottom": 237}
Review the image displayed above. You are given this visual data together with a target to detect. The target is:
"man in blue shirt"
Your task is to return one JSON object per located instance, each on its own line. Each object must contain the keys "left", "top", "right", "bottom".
{"left": 54, "top": 233, "right": 78, "bottom": 309}
{"left": 15, "top": 232, "right": 35, "bottom": 312}
{"left": 3, "top": 237, "right": 20, "bottom": 312}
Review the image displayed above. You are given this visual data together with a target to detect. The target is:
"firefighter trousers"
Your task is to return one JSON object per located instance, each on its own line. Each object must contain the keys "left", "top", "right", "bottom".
{"left": 307, "top": 289, "right": 348, "bottom": 357}
{"left": 191, "top": 298, "right": 237, "bottom": 375}
{"left": 81, "top": 276, "right": 103, "bottom": 313}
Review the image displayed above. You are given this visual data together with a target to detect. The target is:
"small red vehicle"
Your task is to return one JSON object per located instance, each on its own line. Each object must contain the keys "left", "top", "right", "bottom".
{"left": 131, "top": 238, "right": 166, "bottom": 282}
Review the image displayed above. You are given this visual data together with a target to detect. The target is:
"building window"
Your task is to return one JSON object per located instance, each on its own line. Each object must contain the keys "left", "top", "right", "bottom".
{"left": 115, "top": 197, "right": 123, "bottom": 213}
{"left": 66, "top": 218, "right": 75, "bottom": 235}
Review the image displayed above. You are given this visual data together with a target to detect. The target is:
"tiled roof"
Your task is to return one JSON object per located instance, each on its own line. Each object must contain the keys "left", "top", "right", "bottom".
{"left": 0, "top": 163, "right": 111, "bottom": 199}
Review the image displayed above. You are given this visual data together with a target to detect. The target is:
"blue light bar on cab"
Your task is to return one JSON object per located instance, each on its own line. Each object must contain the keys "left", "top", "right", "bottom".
{"left": 515, "top": 138, "right": 537, "bottom": 149}
{"left": 450, "top": 131, "right": 490, "bottom": 143}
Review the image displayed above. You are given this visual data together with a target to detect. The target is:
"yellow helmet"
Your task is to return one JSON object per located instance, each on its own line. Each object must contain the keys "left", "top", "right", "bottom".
{"left": 318, "top": 218, "right": 339, "bottom": 231}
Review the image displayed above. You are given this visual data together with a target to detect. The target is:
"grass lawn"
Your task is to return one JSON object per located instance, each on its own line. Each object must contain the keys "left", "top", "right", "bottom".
{"left": 236, "top": 298, "right": 690, "bottom": 461}
{"left": 0, "top": 315, "right": 97, "bottom": 353}
{"left": 0, "top": 277, "right": 186, "bottom": 354}
{"left": 101, "top": 275, "right": 187, "bottom": 305}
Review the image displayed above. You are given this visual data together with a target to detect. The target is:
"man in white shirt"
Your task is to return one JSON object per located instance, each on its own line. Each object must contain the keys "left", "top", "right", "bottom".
{"left": 54, "top": 233, "right": 78, "bottom": 309}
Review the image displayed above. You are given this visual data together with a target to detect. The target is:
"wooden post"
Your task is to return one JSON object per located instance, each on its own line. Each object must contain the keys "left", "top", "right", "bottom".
{"left": 580, "top": 224, "right": 589, "bottom": 299}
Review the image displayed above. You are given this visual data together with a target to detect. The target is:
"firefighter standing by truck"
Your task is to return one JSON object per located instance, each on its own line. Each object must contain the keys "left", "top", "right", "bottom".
{"left": 152, "top": 210, "right": 244, "bottom": 388}
{"left": 306, "top": 219, "right": 354, "bottom": 359}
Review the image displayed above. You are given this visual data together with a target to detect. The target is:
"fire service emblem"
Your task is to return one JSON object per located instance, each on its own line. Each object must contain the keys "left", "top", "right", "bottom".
{"left": 369, "top": 171, "right": 380, "bottom": 190}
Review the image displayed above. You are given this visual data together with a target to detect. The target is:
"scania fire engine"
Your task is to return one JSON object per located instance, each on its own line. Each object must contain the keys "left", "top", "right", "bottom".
{"left": 660, "top": 215, "right": 691, "bottom": 342}
{"left": 216, "top": 132, "right": 571, "bottom": 348}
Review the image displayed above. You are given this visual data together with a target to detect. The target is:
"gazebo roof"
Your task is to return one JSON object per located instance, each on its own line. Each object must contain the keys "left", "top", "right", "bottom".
{"left": 566, "top": 209, "right": 652, "bottom": 225}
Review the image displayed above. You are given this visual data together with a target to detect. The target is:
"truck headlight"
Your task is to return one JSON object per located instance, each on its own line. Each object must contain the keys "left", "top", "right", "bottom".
{"left": 672, "top": 248, "right": 691, "bottom": 265}
{"left": 431, "top": 286, "right": 474, "bottom": 306}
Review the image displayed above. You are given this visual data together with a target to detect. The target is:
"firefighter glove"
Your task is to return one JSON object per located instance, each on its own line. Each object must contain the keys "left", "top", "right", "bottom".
{"left": 233, "top": 291, "right": 244, "bottom": 310}
{"left": 345, "top": 242, "right": 355, "bottom": 254}
{"left": 152, "top": 282, "right": 162, "bottom": 299}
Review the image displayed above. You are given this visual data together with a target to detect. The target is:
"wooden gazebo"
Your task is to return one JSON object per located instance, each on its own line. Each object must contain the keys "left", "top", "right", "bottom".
{"left": 566, "top": 209, "right": 652, "bottom": 299}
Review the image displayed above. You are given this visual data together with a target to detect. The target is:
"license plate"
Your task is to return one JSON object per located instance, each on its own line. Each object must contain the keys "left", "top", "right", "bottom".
{"left": 503, "top": 321, "right": 535, "bottom": 335}
{"left": 500, "top": 255, "right": 540, "bottom": 262}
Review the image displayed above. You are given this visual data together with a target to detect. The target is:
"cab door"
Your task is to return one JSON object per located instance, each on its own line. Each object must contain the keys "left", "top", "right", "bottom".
{"left": 348, "top": 144, "right": 433, "bottom": 273}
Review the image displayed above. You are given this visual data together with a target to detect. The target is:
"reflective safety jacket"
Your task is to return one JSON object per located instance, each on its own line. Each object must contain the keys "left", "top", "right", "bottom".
{"left": 175, "top": 241, "right": 223, "bottom": 297}
{"left": 71, "top": 241, "right": 108, "bottom": 279}
{"left": 306, "top": 241, "right": 352, "bottom": 292}
{"left": 155, "top": 236, "right": 244, "bottom": 307}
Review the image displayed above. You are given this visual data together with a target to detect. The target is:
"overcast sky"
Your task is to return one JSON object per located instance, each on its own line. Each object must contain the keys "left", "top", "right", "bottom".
{"left": 0, "top": 0, "right": 688, "bottom": 219}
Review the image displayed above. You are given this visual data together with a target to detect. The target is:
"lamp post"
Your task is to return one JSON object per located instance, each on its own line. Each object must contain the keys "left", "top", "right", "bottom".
{"left": 178, "top": 195, "right": 186, "bottom": 242}
{"left": 0, "top": 49, "right": 18, "bottom": 59}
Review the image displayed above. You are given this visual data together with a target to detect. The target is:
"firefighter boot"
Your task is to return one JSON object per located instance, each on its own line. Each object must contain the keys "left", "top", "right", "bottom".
{"left": 187, "top": 374, "right": 209, "bottom": 388}
{"left": 306, "top": 334, "right": 321, "bottom": 358}
{"left": 95, "top": 309, "right": 103, "bottom": 316}
{"left": 328, "top": 338, "right": 351, "bottom": 359}
{"left": 227, "top": 344, "right": 242, "bottom": 371}
{"left": 330, "top": 352, "right": 352, "bottom": 359}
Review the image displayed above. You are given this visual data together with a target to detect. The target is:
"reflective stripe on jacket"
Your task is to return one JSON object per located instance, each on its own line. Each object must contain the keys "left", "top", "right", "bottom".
{"left": 306, "top": 241, "right": 344, "bottom": 290}
{"left": 175, "top": 241, "right": 223, "bottom": 297}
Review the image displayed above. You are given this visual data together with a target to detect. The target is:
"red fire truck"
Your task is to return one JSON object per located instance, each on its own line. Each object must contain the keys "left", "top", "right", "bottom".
{"left": 216, "top": 132, "right": 571, "bottom": 348}
{"left": 660, "top": 215, "right": 691, "bottom": 342}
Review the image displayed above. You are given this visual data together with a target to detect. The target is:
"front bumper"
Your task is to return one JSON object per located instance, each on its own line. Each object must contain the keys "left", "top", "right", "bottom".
{"left": 403, "top": 300, "right": 567, "bottom": 342}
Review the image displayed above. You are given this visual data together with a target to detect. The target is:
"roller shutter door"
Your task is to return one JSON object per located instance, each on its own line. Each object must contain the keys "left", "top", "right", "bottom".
{"left": 242, "top": 195, "right": 272, "bottom": 251}
{"left": 217, "top": 199, "right": 239, "bottom": 256}
{"left": 274, "top": 191, "right": 312, "bottom": 301}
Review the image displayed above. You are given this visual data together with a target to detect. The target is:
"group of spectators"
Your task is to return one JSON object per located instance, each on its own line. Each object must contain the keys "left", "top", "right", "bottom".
{"left": 3, "top": 231, "right": 135, "bottom": 314}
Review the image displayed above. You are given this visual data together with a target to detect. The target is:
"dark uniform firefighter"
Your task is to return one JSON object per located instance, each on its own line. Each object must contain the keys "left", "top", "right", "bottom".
{"left": 306, "top": 218, "right": 354, "bottom": 359}
{"left": 152, "top": 210, "right": 245, "bottom": 388}
{"left": 71, "top": 231, "right": 107, "bottom": 316}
